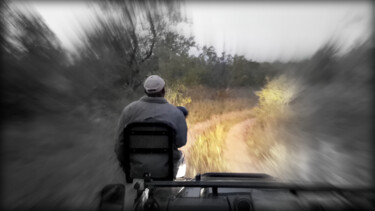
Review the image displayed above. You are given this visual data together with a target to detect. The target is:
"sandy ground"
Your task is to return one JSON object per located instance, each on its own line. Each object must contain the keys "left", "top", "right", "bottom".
{"left": 223, "top": 119, "right": 262, "bottom": 173}
{"left": 180, "top": 109, "right": 253, "bottom": 160}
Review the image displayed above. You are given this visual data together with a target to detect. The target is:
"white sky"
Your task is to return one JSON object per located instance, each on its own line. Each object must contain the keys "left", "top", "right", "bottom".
{"left": 13, "top": 1, "right": 373, "bottom": 62}
{"left": 184, "top": 1, "right": 373, "bottom": 61}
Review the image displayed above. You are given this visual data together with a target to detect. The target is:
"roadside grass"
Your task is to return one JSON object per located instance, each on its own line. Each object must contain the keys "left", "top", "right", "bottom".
{"left": 175, "top": 86, "right": 257, "bottom": 177}
{"left": 187, "top": 123, "right": 227, "bottom": 176}
{"left": 2, "top": 114, "right": 124, "bottom": 210}
{"left": 166, "top": 85, "right": 257, "bottom": 125}
{"left": 244, "top": 76, "right": 297, "bottom": 175}
{"left": 186, "top": 110, "right": 255, "bottom": 177}
{"left": 187, "top": 98, "right": 254, "bottom": 124}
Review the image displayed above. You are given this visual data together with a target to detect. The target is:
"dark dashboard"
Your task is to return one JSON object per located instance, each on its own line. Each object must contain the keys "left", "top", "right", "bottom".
{"left": 135, "top": 173, "right": 374, "bottom": 211}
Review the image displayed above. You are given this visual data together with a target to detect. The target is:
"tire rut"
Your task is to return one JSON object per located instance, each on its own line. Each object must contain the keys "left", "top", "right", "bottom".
{"left": 223, "top": 118, "right": 262, "bottom": 173}
{"left": 180, "top": 109, "right": 253, "bottom": 159}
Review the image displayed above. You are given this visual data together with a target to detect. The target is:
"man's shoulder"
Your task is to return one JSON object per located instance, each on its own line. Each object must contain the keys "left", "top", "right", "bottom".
{"left": 164, "top": 103, "right": 184, "bottom": 114}
{"left": 128, "top": 99, "right": 142, "bottom": 107}
{"left": 165, "top": 104, "right": 186, "bottom": 122}
{"left": 121, "top": 99, "right": 142, "bottom": 112}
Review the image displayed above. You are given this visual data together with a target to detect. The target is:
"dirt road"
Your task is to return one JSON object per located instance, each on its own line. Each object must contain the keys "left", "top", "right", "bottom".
{"left": 179, "top": 109, "right": 264, "bottom": 174}
{"left": 180, "top": 109, "right": 254, "bottom": 159}
{"left": 223, "top": 119, "right": 262, "bottom": 173}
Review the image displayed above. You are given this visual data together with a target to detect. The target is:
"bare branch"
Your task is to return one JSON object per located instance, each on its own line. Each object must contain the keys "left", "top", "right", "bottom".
{"left": 122, "top": 3, "right": 138, "bottom": 67}
{"left": 140, "top": 11, "right": 157, "bottom": 63}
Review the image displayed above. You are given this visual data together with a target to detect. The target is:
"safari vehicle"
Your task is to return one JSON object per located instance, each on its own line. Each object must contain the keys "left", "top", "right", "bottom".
{"left": 99, "top": 122, "right": 374, "bottom": 211}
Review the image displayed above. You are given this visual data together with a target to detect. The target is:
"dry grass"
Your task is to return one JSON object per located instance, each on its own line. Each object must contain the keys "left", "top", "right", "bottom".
{"left": 170, "top": 85, "right": 257, "bottom": 124}
{"left": 245, "top": 76, "right": 297, "bottom": 175}
{"left": 166, "top": 85, "right": 258, "bottom": 178}
{"left": 185, "top": 97, "right": 255, "bottom": 177}
{"left": 187, "top": 98, "right": 253, "bottom": 124}
{"left": 187, "top": 123, "right": 227, "bottom": 176}
{"left": 187, "top": 118, "right": 256, "bottom": 177}
{"left": 2, "top": 114, "right": 124, "bottom": 210}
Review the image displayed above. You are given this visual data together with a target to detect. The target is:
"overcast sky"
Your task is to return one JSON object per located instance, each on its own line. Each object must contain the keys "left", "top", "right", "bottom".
{"left": 184, "top": 1, "right": 372, "bottom": 62}
{"left": 18, "top": 1, "right": 373, "bottom": 62}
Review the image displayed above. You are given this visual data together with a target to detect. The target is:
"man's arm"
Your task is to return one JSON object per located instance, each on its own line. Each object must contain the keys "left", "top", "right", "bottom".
{"left": 174, "top": 112, "right": 188, "bottom": 148}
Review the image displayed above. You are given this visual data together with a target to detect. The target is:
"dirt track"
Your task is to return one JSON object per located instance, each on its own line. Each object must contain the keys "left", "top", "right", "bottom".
{"left": 223, "top": 119, "right": 262, "bottom": 173}
{"left": 179, "top": 109, "right": 264, "bottom": 174}
{"left": 180, "top": 109, "right": 253, "bottom": 160}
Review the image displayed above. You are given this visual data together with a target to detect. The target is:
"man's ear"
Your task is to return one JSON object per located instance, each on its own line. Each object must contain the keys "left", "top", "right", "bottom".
{"left": 161, "top": 88, "right": 166, "bottom": 97}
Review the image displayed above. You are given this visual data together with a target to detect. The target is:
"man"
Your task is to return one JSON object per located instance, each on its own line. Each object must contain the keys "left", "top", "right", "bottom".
{"left": 115, "top": 75, "right": 187, "bottom": 177}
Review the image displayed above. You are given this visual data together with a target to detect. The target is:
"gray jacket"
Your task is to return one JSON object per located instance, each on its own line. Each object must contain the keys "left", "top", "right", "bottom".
{"left": 115, "top": 96, "right": 188, "bottom": 164}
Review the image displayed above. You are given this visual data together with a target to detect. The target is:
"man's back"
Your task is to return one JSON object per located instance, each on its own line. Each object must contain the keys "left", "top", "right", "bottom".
{"left": 116, "top": 96, "right": 187, "bottom": 148}
{"left": 114, "top": 75, "right": 187, "bottom": 175}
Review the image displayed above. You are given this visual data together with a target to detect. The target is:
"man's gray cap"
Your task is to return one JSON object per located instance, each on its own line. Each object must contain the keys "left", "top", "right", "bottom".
{"left": 144, "top": 75, "right": 165, "bottom": 94}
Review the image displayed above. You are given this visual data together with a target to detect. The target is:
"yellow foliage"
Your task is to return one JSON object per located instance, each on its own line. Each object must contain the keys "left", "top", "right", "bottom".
{"left": 246, "top": 76, "right": 297, "bottom": 174}
{"left": 187, "top": 114, "right": 253, "bottom": 177}
{"left": 165, "top": 83, "right": 192, "bottom": 106}
{"left": 187, "top": 98, "right": 252, "bottom": 124}
{"left": 173, "top": 86, "right": 256, "bottom": 177}
{"left": 187, "top": 123, "right": 227, "bottom": 176}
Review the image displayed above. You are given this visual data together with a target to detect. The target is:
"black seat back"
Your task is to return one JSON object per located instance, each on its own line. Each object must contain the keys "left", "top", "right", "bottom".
{"left": 122, "top": 122, "right": 175, "bottom": 183}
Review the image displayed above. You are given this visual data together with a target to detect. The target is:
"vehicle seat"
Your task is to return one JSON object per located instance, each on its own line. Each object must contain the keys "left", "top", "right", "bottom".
{"left": 122, "top": 122, "right": 175, "bottom": 183}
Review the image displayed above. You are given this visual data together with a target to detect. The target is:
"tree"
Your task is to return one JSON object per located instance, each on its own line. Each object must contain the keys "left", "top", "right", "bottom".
{"left": 64, "top": 0, "right": 193, "bottom": 117}
{"left": 77, "top": 0, "right": 186, "bottom": 91}
{"left": 2, "top": 7, "right": 70, "bottom": 119}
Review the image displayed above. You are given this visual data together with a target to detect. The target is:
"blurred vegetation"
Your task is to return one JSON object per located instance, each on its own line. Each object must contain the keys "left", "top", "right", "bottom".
{"left": 2, "top": 1, "right": 278, "bottom": 123}
{"left": 165, "top": 83, "right": 191, "bottom": 106}
{"left": 1, "top": 0, "right": 373, "bottom": 210}
{"left": 244, "top": 76, "right": 297, "bottom": 176}
{"left": 184, "top": 86, "right": 257, "bottom": 124}
{"left": 189, "top": 123, "right": 228, "bottom": 175}
{"left": 2, "top": 5, "right": 69, "bottom": 119}
{"left": 247, "top": 76, "right": 296, "bottom": 159}
{"left": 245, "top": 40, "right": 373, "bottom": 185}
